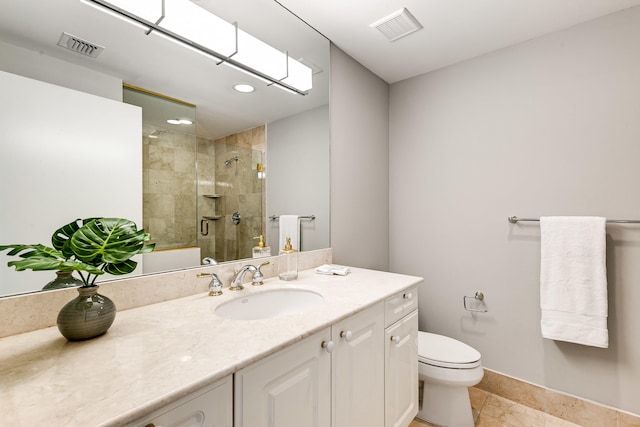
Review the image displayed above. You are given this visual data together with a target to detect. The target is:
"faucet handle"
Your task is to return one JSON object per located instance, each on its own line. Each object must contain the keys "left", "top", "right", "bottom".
{"left": 208, "top": 273, "right": 223, "bottom": 296}
{"left": 197, "top": 272, "right": 223, "bottom": 296}
{"left": 252, "top": 261, "right": 270, "bottom": 286}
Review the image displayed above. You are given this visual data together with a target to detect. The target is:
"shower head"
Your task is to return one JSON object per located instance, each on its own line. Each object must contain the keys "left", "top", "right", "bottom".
{"left": 224, "top": 156, "right": 239, "bottom": 165}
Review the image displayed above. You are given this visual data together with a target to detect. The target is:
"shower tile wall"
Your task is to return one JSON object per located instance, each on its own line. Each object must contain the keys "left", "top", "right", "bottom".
{"left": 197, "top": 125, "right": 265, "bottom": 262}
{"left": 143, "top": 124, "right": 197, "bottom": 250}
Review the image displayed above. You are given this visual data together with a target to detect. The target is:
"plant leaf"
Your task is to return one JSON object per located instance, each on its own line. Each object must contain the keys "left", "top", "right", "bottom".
{"left": 103, "top": 259, "right": 138, "bottom": 275}
{"left": 0, "top": 244, "right": 103, "bottom": 276}
{"left": 0, "top": 244, "right": 63, "bottom": 259}
{"left": 70, "top": 218, "right": 155, "bottom": 274}
{"left": 51, "top": 217, "right": 98, "bottom": 259}
{"left": 1, "top": 217, "right": 152, "bottom": 284}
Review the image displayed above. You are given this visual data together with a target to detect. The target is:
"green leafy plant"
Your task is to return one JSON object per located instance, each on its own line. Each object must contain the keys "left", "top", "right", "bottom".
{"left": 0, "top": 218, "right": 155, "bottom": 287}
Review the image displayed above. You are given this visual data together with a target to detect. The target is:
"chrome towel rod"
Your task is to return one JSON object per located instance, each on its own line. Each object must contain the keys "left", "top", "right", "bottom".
{"left": 269, "top": 215, "right": 316, "bottom": 220}
{"left": 508, "top": 216, "right": 640, "bottom": 224}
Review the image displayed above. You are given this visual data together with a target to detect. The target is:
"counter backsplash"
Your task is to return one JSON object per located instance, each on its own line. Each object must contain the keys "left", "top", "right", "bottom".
{"left": 0, "top": 248, "right": 332, "bottom": 338}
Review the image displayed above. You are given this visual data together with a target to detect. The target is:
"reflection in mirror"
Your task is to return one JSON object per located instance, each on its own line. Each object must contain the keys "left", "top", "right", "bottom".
{"left": 197, "top": 128, "right": 265, "bottom": 263}
{"left": 124, "top": 85, "right": 266, "bottom": 268}
{"left": 0, "top": 0, "right": 330, "bottom": 297}
{"left": 123, "top": 86, "right": 198, "bottom": 252}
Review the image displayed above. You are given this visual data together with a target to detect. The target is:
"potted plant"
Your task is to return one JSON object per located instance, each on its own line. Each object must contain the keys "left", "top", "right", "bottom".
{"left": 0, "top": 217, "right": 154, "bottom": 340}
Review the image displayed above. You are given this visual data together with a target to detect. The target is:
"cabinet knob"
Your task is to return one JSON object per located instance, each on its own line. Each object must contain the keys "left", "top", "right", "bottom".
{"left": 403, "top": 292, "right": 413, "bottom": 300}
{"left": 390, "top": 335, "right": 401, "bottom": 344}
{"left": 321, "top": 340, "right": 335, "bottom": 353}
{"left": 339, "top": 330, "right": 353, "bottom": 342}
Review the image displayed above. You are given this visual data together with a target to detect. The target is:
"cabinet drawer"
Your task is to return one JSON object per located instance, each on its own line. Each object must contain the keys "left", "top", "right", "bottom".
{"left": 385, "top": 286, "right": 418, "bottom": 327}
{"left": 127, "top": 375, "right": 232, "bottom": 427}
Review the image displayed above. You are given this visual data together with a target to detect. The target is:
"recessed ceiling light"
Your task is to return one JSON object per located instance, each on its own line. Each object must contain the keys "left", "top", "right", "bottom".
{"left": 234, "top": 84, "right": 255, "bottom": 93}
{"left": 166, "top": 119, "right": 193, "bottom": 125}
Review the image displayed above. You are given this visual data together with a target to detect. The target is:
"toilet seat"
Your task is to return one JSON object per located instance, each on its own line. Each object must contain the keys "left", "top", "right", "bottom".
{"left": 418, "top": 332, "right": 481, "bottom": 369}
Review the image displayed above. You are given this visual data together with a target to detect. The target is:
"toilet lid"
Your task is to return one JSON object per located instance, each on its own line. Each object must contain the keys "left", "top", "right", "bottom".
{"left": 418, "top": 332, "right": 481, "bottom": 369}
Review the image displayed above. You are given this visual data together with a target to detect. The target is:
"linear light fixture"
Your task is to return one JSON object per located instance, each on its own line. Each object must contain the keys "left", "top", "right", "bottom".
{"left": 81, "top": 0, "right": 312, "bottom": 95}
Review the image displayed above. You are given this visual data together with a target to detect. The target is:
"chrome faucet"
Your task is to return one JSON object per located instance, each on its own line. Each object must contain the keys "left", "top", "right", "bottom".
{"left": 229, "top": 264, "right": 257, "bottom": 291}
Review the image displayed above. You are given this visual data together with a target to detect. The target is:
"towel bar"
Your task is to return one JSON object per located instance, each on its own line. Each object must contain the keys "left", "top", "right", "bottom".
{"left": 508, "top": 216, "right": 640, "bottom": 224}
{"left": 269, "top": 215, "right": 316, "bottom": 221}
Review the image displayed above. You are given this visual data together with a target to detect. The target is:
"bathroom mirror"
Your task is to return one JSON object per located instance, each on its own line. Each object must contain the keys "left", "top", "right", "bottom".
{"left": 0, "top": 0, "right": 330, "bottom": 296}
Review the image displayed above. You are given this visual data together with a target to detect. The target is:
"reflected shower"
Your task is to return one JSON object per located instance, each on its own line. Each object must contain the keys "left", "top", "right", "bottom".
{"left": 224, "top": 156, "right": 239, "bottom": 165}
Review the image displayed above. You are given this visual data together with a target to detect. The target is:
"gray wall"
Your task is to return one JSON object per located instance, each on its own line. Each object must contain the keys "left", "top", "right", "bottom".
{"left": 330, "top": 45, "right": 390, "bottom": 270}
{"left": 267, "top": 105, "right": 330, "bottom": 254}
{"left": 389, "top": 6, "right": 640, "bottom": 414}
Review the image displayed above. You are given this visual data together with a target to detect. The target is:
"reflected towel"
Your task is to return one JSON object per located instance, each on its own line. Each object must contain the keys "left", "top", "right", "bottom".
{"left": 540, "top": 216, "right": 608, "bottom": 348}
{"left": 279, "top": 215, "right": 300, "bottom": 251}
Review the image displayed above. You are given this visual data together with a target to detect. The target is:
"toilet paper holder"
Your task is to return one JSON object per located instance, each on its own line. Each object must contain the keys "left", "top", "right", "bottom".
{"left": 463, "top": 291, "right": 488, "bottom": 313}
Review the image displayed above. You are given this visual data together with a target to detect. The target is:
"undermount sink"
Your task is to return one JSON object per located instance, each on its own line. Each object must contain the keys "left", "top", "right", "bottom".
{"left": 214, "top": 288, "right": 325, "bottom": 320}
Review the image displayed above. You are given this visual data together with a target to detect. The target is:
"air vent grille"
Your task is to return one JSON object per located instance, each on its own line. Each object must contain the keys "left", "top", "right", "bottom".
{"left": 57, "top": 32, "right": 104, "bottom": 58}
{"left": 370, "top": 8, "right": 423, "bottom": 42}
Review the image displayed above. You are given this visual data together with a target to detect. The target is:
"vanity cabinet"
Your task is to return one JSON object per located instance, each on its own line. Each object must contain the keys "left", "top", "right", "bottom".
{"left": 235, "top": 302, "right": 389, "bottom": 427}
{"left": 127, "top": 289, "right": 416, "bottom": 427}
{"left": 332, "top": 302, "right": 385, "bottom": 427}
{"left": 234, "top": 327, "right": 332, "bottom": 427}
{"left": 384, "top": 287, "right": 419, "bottom": 427}
{"left": 126, "top": 375, "right": 233, "bottom": 427}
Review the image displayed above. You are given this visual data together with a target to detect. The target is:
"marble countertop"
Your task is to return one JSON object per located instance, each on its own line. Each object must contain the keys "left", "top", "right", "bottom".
{"left": 0, "top": 267, "right": 422, "bottom": 427}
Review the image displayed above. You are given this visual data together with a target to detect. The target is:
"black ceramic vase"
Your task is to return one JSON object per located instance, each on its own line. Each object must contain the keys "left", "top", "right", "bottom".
{"left": 57, "top": 285, "right": 116, "bottom": 341}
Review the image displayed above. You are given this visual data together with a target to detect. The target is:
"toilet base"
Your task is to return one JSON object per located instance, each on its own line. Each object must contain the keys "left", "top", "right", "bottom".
{"left": 416, "top": 380, "right": 474, "bottom": 427}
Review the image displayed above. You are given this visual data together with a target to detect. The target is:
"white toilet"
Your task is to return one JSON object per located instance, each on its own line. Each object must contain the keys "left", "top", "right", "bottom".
{"left": 417, "top": 332, "right": 484, "bottom": 427}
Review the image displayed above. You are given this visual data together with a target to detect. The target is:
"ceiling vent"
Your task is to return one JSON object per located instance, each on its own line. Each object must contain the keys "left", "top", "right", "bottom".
{"left": 57, "top": 32, "right": 104, "bottom": 58}
{"left": 370, "top": 8, "right": 423, "bottom": 42}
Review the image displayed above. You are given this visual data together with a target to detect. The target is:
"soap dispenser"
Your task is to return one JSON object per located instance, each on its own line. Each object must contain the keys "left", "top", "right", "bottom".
{"left": 278, "top": 236, "right": 298, "bottom": 281}
{"left": 252, "top": 235, "right": 271, "bottom": 258}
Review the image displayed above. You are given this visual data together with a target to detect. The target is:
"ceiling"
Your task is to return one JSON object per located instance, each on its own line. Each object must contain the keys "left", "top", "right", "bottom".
{"left": 3, "top": 0, "right": 640, "bottom": 138}
{"left": 278, "top": 0, "right": 640, "bottom": 83}
{"left": 0, "top": 0, "right": 330, "bottom": 140}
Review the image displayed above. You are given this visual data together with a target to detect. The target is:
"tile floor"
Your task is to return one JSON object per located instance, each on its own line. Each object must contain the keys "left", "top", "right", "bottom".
{"left": 409, "top": 386, "right": 583, "bottom": 427}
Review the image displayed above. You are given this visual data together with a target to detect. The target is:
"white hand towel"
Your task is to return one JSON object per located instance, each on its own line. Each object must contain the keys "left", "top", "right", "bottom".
{"left": 279, "top": 215, "right": 300, "bottom": 251}
{"left": 540, "top": 216, "right": 608, "bottom": 348}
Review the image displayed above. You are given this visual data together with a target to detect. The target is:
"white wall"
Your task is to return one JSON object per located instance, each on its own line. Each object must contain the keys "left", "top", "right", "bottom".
{"left": 389, "top": 6, "right": 640, "bottom": 414}
{"left": 330, "top": 45, "right": 390, "bottom": 270}
{"left": 266, "top": 105, "right": 330, "bottom": 253}
{"left": 0, "top": 71, "right": 142, "bottom": 295}
{"left": 0, "top": 40, "right": 122, "bottom": 101}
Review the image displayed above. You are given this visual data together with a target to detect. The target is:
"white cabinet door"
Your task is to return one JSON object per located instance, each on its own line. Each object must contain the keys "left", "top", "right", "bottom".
{"left": 332, "top": 303, "right": 385, "bottom": 427}
{"left": 385, "top": 310, "right": 418, "bottom": 427}
{"left": 128, "top": 375, "right": 232, "bottom": 427}
{"left": 234, "top": 327, "right": 332, "bottom": 427}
